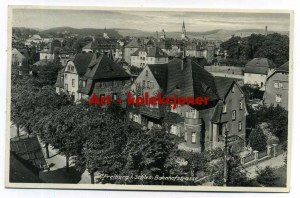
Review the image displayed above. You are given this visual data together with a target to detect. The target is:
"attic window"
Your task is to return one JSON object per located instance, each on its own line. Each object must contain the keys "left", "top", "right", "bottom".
{"left": 145, "top": 70, "right": 148, "bottom": 76}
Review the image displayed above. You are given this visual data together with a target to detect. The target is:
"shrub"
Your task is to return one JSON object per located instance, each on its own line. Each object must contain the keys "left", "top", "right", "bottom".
{"left": 249, "top": 127, "right": 267, "bottom": 151}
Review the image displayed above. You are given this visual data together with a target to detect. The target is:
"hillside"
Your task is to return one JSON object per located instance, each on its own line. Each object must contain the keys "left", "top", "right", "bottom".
{"left": 40, "top": 27, "right": 122, "bottom": 38}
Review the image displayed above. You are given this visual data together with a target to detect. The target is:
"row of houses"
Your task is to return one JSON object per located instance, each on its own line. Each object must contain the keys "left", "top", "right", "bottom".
{"left": 53, "top": 51, "right": 247, "bottom": 152}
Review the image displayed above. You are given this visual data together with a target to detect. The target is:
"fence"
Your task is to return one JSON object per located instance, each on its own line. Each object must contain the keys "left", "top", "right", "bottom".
{"left": 241, "top": 144, "right": 282, "bottom": 168}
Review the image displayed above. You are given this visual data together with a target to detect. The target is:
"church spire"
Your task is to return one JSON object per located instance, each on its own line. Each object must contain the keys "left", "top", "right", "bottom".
{"left": 181, "top": 20, "right": 187, "bottom": 40}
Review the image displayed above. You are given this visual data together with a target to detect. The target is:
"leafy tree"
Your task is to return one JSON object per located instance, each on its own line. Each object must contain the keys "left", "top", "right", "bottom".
{"left": 32, "top": 60, "right": 62, "bottom": 86}
{"left": 43, "top": 104, "right": 87, "bottom": 171}
{"left": 256, "top": 166, "right": 279, "bottom": 187}
{"left": 120, "top": 129, "right": 179, "bottom": 185}
{"left": 249, "top": 127, "right": 267, "bottom": 151}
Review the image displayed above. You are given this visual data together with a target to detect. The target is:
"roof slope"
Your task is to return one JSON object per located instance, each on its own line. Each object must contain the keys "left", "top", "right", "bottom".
{"left": 245, "top": 58, "right": 274, "bottom": 75}
{"left": 214, "top": 76, "right": 235, "bottom": 99}
{"left": 71, "top": 53, "right": 95, "bottom": 76}
{"left": 82, "top": 54, "right": 130, "bottom": 80}
{"left": 10, "top": 134, "right": 47, "bottom": 169}
{"left": 148, "top": 64, "right": 168, "bottom": 91}
{"left": 276, "top": 61, "right": 289, "bottom": 72}
{"left": 125, "top": 38, "right": 142, "bottom": 48}
{"left": 132, "top": 46, "right": 168, "bottom": 58}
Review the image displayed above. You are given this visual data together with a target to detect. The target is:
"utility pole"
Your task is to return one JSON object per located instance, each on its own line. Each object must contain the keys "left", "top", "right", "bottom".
{"left": 223, "top": 130, "right": 228, "bottom": 186}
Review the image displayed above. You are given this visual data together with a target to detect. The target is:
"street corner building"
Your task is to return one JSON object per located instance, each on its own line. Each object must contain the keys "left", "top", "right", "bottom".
{"left": 130, "top": 58, "right": 247, "bottom": 152}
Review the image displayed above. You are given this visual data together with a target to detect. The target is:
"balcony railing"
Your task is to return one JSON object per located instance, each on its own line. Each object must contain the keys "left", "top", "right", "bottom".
{"left": 139, "top": 106, "right": 163, "bottom": 119}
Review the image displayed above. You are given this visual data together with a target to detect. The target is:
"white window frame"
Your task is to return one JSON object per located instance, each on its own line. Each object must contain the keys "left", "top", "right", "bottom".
{"left": 191, "top": 132, "right": 196, "bottom": 143}
{"left": 276, "top": 94, "right": 282, "bottom": 103}
{"left": 238, "top": 121, "right": 242, "bottom": 131}
{"left": 222, "top": 103, "right": 227, "bottom": 113}
{"left": 72, "top": 79, "right": 75, "bottom": 87}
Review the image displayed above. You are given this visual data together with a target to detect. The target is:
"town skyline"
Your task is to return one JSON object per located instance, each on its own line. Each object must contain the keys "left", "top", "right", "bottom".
{"left": 12, "top": 9, "right": 290, "bottom": 32}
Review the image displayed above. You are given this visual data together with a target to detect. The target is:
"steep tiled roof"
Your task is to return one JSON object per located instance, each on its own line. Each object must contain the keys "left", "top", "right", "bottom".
{"left": 125, "top": 38, "right": 142, "bottom": 48}
{"left": 214, "top": 76, "right": 235, "bottom": 99}
{"left": 149, "top": 58, "right": 219, "bottom": 101}
{"left": 245, "top": 58, "right": 274, "bottom": 75}
{"left": 276, "top": 61, "right": 289, "bottom": 72}
{"left": 148, "top": 64, "right": 168, "bottom": 91}
{"left": 71, "top": 53, "right": 95, "bottom": 76}
{"left": 10, "top": 134, "right": 47, "bottom": 169}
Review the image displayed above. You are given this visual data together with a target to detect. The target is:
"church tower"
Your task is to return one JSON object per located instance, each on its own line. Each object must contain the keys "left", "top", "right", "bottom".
{"left": 103, "top": 25, "right": 109, "bottom": 39}
{"left": 181, "top": 20, "right": 187, "bottom": 40}
{"left": 161, "top": 29, "right": 166, "bottom": 40}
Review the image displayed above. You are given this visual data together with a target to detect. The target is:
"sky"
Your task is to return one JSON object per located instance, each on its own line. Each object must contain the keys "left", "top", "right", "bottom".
{"left": 12, "top": 8, "right": 291, "bottom": 32}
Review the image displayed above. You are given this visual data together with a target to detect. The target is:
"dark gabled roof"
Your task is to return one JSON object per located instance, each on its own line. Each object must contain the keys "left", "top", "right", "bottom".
{"left": 148, "top": 64, "right": 168, "bottom": 91}
{"left": 71, "top": 53, "right": 95, "bottom": 76}
{"left": 10, "top": 134, "right": 47, "bottom": 169}
{"left": 214, "top": 76, "right": 235, "bottom": 99}
{"left": 211, "top": 100, "right": 223, "bottom": 123}
{"left": 82, "top": 41, "right": 98, "bottom": 50}
{"left": 245, "top": 58, "right": 274, "bottom": 75}
{"left": 81, "top": 53, "right": 130, "bottom": 81}
{"left": 18, "top": 49, "right": 30, "bottom": 59}
{"left": 131, "top": 46, "right": 168, "bottom": 58}
{"left": 10, "top": 152, "right": 44, "bottom": 183}
{"left": 125, "top": 38, "right": 142, "bottom": 48}
{"left": 266, "top": 61, "right": 289, "bottom": 81}
{"left": 276, "top": 61, "right": 289, "bottom": 72}
{"left": 149, "top": 58, "right": 218, "bottom": 100}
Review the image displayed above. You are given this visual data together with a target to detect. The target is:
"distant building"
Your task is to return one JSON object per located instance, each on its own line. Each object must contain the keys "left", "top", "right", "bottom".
{"left": 130, "top": 58, "right": 247, "bottom": 151}
{"left": 123, "top": 38, "right": 144, "bottom": 64}
{"left": 130, "top": 46, "right": 168, "bottom": 68}
{"left": 39, "top": 39, "right": 74, "bottom": 65}
{"left": 25, "top": 34, "right": 42, "bottom": 46}
{"left": 244, "top": 58, "right": 275, "bottom": 88}
{"left": 263, "top": 61, "right": 289, "bottom": 109}
{"left": 12, "top": 48, "right": 30, "bottom": 75}
{"left": 181, "top": 21, "right": 189, "bottom": 40}
{"left": 186, "top": 43, "right": 207, "bottom": 58}
{"left": 103, "top": 26, "right": 109, "bottom": 39}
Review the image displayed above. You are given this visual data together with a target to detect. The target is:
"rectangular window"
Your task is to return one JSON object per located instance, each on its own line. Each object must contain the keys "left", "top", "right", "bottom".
{"left": 147, "top": 81, "right": 150, "bottom": 88}
{"left": 276, "top": 94, "right": 282, "bottom": 103}
{"left": 83, "top": 80, "right": 86, "bottom": 88}
{"left": 274, "top": 82, "right": 279, "bottom": 88}
{"left": 232, "top": 86, "right": 235, "bottom": 93}
{"left": 72, "top": 79, "right": 75, "bottom": 87}
{"left": 65, "top": 74, "right": 67, "bottom": 79}
{"left": 239, "top": 100, "right": 243, "bottom": 110}
{"left": 184, "top": 132, "right": 187, "bottom": 141}
{"left": 142, "top": 80, "right": 146, "bottom": 87}
{"left": 238, "top": 121, "right": 242, "bottom": 131}
{"left": 64, "top": 83, "right": 68, "bottom": 90}
{"left": 101, "top": 81, "right": 105, "bottom": 88}
{"left": 191, "top": 132, "right": 196, "bottom": 143}
{"left": 222, "top": 103, "right": 227, "bottom": 113}
{"left": 279, "top": 82, "right": 283, "bottom": 88}
{"left": 232, "top": 110, "right": 236, "bottom": 120}
{"left": 61, "top": 76, "right": 64, "bottom": 82}
{"left": 114, "top": 80, "right": 117, "bottom": 87}
{"left": 112, "top": 93, "right": 117, "bottom": 100}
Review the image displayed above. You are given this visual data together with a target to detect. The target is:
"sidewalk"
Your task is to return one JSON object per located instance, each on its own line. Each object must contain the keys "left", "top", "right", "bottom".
{"left": 246, "top": 153, "right": 286, "bottom": 179}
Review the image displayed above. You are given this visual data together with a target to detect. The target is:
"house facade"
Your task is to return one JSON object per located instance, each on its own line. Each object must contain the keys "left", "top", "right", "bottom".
{"left": 12, "top": 48, "right": 30, "bottom": 75}
{"left": 55, "top": 53, "right": 94, "bottom": 101}
{"left": 78, "top": 53, "right": 132, "bottom": 102}
{"left": 263, "top": 61, "right": 289, "bottom": 109}
{"left": 244, "top": 58, "right": 275, "bottom": 88}
{"left": 130, "top": 58, "right": 247, "bottom": 152}
{"left": 130, "top": 46, "right": 168, "bottom": 68}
